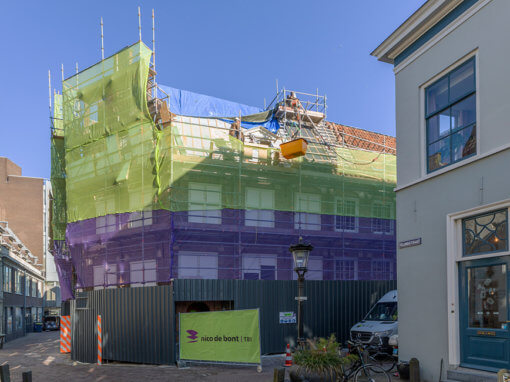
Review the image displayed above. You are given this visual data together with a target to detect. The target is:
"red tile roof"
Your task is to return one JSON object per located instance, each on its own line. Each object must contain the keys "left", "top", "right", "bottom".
{"left": 326, "top": 121, "right": 396, "bottom": 155}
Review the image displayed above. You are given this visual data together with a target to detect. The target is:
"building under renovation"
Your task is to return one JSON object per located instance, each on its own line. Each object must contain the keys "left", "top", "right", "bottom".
{"left": 51, "top": 41, "right": 396, "bottom": 362}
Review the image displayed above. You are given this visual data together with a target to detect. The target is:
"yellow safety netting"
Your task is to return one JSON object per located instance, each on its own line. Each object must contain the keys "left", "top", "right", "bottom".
{"left": 53, "top": 41, "right": 396, "bottom": 233}
{"left": 62, "top": 42, "right": 157, "bottom": 223}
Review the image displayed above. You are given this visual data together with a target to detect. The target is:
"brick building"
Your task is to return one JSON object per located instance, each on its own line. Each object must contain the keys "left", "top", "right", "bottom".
{"left": 0, "top": 157, "right": 59, "bottom": 314}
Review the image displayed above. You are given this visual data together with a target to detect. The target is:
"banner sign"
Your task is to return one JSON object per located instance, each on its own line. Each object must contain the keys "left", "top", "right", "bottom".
{"left": 179, "top": 309, "right": 261, "bottom": 364}
{"left": 279, "top": 311, "right": 296, "bottom": 324}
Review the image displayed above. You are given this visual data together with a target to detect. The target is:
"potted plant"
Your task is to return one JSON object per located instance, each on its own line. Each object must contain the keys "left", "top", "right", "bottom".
{"left": 289, "top": 334, "right": 356, "bottom": 382}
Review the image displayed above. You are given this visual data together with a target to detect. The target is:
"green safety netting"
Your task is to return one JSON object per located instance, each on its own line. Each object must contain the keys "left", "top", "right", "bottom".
{"left": 61, "top": 42, "right": 157, "bottom": 224}
{"left": 53, "top": 41, "right": 396, "bottom": 234}
{"left": 50, "top": 93, "right": 66, "bottom": 240}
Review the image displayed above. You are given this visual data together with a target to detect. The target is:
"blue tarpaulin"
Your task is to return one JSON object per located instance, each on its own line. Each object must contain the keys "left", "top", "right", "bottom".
{"left": 160, "top": 85, "right": 280, "bottom": 133}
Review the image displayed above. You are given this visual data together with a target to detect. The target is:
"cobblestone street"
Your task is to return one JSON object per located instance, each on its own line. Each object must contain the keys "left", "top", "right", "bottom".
{"left": 0, "top": 331, "right": 283, "bottom": 381}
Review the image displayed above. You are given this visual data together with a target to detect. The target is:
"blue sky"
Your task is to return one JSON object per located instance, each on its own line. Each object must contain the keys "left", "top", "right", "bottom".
{"left": 0, "top": 0, "right": 425, "bottom": 179}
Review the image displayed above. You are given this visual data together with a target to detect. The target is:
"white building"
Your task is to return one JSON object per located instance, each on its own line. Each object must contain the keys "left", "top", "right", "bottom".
{"left": 372, "top": 0, "right": 510, "bottom": 380}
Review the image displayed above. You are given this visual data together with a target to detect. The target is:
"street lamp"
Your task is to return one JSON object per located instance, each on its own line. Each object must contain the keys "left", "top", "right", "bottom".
{"left": 290, "top": 237, "right": 313, "bottom": 348}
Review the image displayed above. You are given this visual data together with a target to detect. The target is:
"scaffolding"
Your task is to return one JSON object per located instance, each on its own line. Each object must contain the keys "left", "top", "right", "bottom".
{"left": 50, "top": 41, "right": 396, "bottom": 299}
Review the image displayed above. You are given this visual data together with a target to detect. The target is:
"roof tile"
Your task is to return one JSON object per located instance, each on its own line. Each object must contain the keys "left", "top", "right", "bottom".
{"left": 325, "top": 121, "right": 396, "bottom": 155}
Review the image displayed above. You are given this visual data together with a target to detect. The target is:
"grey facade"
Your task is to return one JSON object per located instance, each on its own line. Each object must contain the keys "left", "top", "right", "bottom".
{"left": 373, "top": 0, "right": 510, "bottom": 380}
{"left": 0, "top": 245, "right": 44, "bottom": 342}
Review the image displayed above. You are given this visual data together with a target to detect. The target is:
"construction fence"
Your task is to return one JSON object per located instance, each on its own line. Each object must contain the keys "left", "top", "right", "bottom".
{"left": 70, "top": 279, "right": 396, "bottom": 364}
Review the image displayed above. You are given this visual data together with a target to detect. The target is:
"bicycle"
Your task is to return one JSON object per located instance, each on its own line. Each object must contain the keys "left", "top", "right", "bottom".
{"left": 339, "top": 340, "right": 391, "bottom": 382}
{"left": 365, "top": 336, "right": 398, "bottom": 372}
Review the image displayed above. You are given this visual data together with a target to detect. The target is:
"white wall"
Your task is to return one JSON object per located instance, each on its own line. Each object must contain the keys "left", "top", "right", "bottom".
{"left": 394, "top": 0, "right": 510, "bottom": 380}
{"left": 395, "top": 0, "right": 510, "bottom": 188}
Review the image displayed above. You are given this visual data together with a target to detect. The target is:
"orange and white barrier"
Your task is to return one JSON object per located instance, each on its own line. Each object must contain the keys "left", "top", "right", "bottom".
{"left": 97, "top": 315, "right": 102, "bottom": 365}
{"left": 60, "top": 315, "right": 71, "bottom": 354}
{"left": 284, "top": 343, "right": 293, "bottom": 367}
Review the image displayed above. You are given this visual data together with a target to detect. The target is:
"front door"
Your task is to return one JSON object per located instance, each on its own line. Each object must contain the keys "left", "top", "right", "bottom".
{"left": 460, "top": 256, "right": 510, "bottom": 370}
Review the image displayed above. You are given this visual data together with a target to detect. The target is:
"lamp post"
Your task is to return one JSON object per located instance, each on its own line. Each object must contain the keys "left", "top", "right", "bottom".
{"left": 290, "top": 237, "right": 313, "bottom": 349}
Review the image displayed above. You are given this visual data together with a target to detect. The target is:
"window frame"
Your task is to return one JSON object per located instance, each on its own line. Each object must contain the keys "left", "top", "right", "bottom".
{"left": 371, "top": 259, "right": 394, "bottom": 280}
{"left": 335, "top": 197, "right": 359, "bottom": 233}
{"left": 294, "top": 192, "right": 321, "bottom": 231}
{"left": 177, "top": 251, "right": 218, "bottom": 280}
{"left": 14, "top": 269, "right": 22, "bottom": 295}
{"left": 127, "top": 210, "right": 153, "bottom": 229}
{"left": 462, "top": 209, "right": 508, "bottom": 257}
{"left": 31, "top": 279, "right": 37, "bottom": 297}
{"left": 3, "top": 266, "right": 12, "bottom": 293}
{"left": 425, "top": 57, "right": 477, "bottom": 173}
{"left": 242, "top": 254, "right": 277, "bottom": 280}
{"left": 95, "top": 214, "right": 117, "bottom": 234}
{"left": 292, "top": 256, "right": 324, "bottom": 280}
{"left": 335, "top": 258, "right": 358, "bottom": 280}
{"left": 371, "top": 201, "right": 395, "bottom": 235}
{"left": 245, "top": 187, "right": 275, "bottom": 228}
{"left": 188, "top": 182, "right": 222, "bottom": 225}
{"left": 93, "top": 264, "right": 119, "bottom": 289}
{"left": 129, "top": 260, "right": 157, "bottom": 287}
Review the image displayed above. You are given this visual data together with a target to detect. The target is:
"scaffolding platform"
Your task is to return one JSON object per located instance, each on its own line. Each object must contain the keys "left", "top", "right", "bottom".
{"left": 274, "top": 105, "right": 325, "bottom": 124}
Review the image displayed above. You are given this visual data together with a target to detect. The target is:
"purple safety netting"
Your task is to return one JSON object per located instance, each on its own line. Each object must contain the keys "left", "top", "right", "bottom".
{"left": 53, "top": 240, "right": 74, "bottom": 301}
{"left": 64, "top": 209, "right": 396, "bottom": 290}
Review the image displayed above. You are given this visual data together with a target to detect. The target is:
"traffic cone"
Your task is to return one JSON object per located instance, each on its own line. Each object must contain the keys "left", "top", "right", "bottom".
{"left": 284, "top": 344, "right": 293, "bottom": 367}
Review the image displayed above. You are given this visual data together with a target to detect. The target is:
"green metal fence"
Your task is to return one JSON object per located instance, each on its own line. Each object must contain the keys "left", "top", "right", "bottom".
{"left": 70, "top": 279, "right": 396, "bottom": 364}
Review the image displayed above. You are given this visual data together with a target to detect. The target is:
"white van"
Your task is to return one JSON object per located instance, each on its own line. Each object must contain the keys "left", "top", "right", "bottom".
{"left": 350, "top": 290, "right": 397, "bottom": 350}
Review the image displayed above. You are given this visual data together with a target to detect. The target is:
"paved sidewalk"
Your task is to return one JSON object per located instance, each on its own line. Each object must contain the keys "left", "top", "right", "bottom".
{"left": 0, "top": 331, "right": 281, "bottom": 381}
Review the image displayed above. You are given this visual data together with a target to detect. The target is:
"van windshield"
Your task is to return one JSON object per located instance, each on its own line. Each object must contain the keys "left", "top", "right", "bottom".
{"left": 364, "top": 302, "right": 397, "bottom": 321}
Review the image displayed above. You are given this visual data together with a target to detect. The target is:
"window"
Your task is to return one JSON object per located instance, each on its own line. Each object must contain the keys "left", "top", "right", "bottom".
{"left": 5, "top": 308, "right": 12, "bottom": 334}
{"left": 426, "top": 58, "right": 476, "bottom": 172}
{"left": 294, "top": 193, "right": 321, "bottom": 231}
{"left": 178, "top": 252, "right": 218, "bottom": 279}
{"left": 15, "top": 307, "right": 23, "bottom": 331}
{"left": 242, "top": 254, "right": 277, "bottom": 280}
{"left": 245, "top": 188, "right": 275, "bottom": 228}
{"left": 293, "top": 257, "right": 323, "bottom": 281}
{"left": 93, "top": 264, "right": 118, "bottom": 288}
{"left": 364, "top": 302, "right": 398, "bottom": 321}
{"left": 127, "top": 210, "right": 153, "bottom": 228}
{"left": 130, "top": 260, "right": 157, "bottom": 287}
{"left": 96, "top": 214, "right": 117, "bottom": 234}
{"left": 3, "top": 266, "right": 11, "bottom": 293}
{"left": 46, "top": 289, "right": 56, "bottom": 302}
{"left": 307, "top": 258, "right": 324, "bottom": 280}
{"left": 37, "top": 281, "right": 42, "bottom": 298}
{"left": 372, "top": 260, "right": 393, "bottom": 280}
{"left": 177, "top": 119, "right": 212, "bottom": 157}
{"left": 85, "top": 102, "right": 98, "bottom": 127}
{"left": 25, "top": 276, "right": 30, "bottom": 296}
{"left": 372, "top": 202, "right": 394, "bottom": 234}
{"left": 335, "top": 198, "right": 358, "bottom": 232}
{"left": 335, "top": 259, "right": 358, "bottom": 280}
{"left": 463, "top": 209, "right": 508, "bottom": 256}
{"left": 188, "top": 183, "right": 221, "bottom": 224}
{"left": 468, "top": 264, "right": 507, "bottom": 328}
{"left": 31, "top": 279, "right": 37, "bottom": 297}
{"left": 14, "top": 270, "right": 22, "bottom": 294}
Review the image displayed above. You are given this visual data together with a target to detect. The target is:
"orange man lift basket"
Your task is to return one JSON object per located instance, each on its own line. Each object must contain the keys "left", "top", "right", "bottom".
{"left": 280, "top": 138, "right": 308, "bottom": 160}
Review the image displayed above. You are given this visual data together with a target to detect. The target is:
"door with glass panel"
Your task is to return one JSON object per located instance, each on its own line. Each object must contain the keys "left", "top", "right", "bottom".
{"left": 460, "top": 209, "right": 509, "bottom": 370}
{"left": 460, "top": 258, "right": 510, "bottom": 370}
